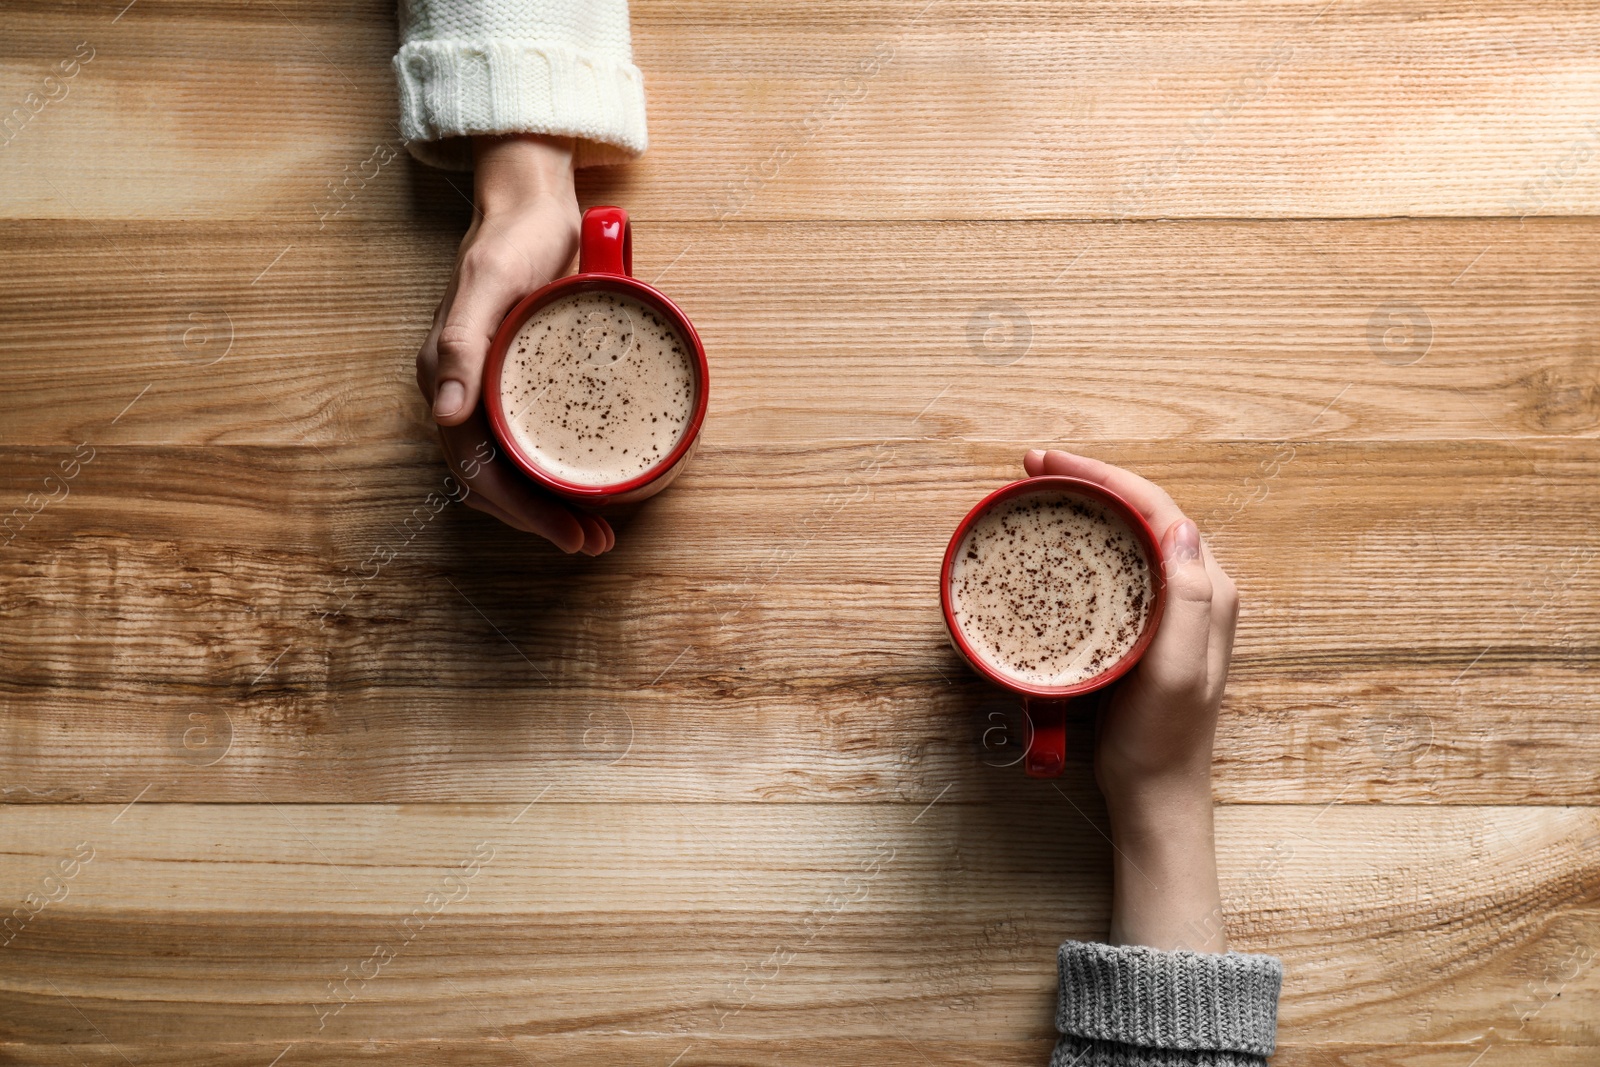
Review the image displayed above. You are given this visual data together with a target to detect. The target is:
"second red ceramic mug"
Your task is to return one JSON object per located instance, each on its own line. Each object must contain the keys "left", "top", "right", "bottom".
{"left": 484, "top": 206, "right": 710, "bottom": 508}
{"left": 940, "top": 476, "right": 1167, "bottom": 778}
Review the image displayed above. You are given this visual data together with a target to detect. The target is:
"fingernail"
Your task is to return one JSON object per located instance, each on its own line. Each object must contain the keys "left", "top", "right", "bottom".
{"left": 1025, "top": 449, "right": 1045, "bottom": 463}
{"left": 1173, "top": 520, "right": 1201, "bottom": 563}
{"left": 433, "top": 380, "right": 466, "bottom": 420}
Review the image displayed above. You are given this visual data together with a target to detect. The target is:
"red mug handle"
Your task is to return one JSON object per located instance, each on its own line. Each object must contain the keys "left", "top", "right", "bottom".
{"left": 1023, "top": 697, "right": 1071, "bottom": 778}
{"left": 579, "top": 206, "right": 632, "bottom": 277}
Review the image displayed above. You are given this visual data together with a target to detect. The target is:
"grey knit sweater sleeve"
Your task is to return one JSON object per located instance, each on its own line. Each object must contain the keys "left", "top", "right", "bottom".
{"left": 1051, "top": 941, "right": 1283, "bottom": 1066}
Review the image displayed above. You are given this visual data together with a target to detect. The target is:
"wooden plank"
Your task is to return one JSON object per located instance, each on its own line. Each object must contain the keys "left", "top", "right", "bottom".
{"left": 3, "top": 440, "right": 1595, "bottom": 803}
{"left": 3, "top": 3, "right": 1599, "bottom": 221}
{"left": 2, "top": 1042, "right": 1599, "bottom": 1067}
{"left": 4, "top": 1, "right": 1598, "bottom": 1060}
{"left": 0, "top": 804, "right": 1595, "bottom": 1049}
{"left": 3, "top": 218, "right": 1599, "bottom": 448}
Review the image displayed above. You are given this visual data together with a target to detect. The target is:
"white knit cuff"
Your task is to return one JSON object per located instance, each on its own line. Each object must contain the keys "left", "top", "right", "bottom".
{"left": 394, "top": 38, "right": 647, "bottom": 170}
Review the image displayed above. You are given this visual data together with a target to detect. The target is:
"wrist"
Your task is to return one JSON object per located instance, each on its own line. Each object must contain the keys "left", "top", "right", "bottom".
{"left": 471, "top": 133, "right": 576, "bottom": 218}
{"left": 1105, "top": 789, "right": 1226, "bottom": 953}
{"left": 1108, "top": 783, "right": 1215, "bottom": 858}
{"left": 1101, "top": 768, "right": 1213, "bottom": 830}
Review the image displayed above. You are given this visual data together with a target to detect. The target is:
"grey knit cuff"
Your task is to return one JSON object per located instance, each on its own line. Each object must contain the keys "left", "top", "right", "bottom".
{"left": 1056, "top": 941, "right": 1282, "bottom": 1058}
{"left": 1050, "top": 1035, "right": 1272, "bottom": 1067}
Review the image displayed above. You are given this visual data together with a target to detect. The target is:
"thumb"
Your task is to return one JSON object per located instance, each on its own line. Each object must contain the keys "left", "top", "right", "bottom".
{"left": 1135, "top": 519, "right": 1213, "bottom": 700}
{"left": 433, "top": 248, "right": 527, "bottom": 426}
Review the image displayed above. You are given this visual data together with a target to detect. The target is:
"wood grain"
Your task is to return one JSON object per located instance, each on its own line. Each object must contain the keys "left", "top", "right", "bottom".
{"left": 2, "top": 440, "right": 1595, "bottom": 804}
{"left": 3, "top": 218, "right": 1598, "bottom": 447}
{"left": 3, "top": 0, "right": 1598, "bottom": 1062}
{"left": 3, "top": 1044, "right": 1600, "bottom": 1067}
{"left": 5, "top": 2, "right": 1600, "bottom": 220}
{"left": 0, "top": 805, "right": 1595, "bottom": 1055}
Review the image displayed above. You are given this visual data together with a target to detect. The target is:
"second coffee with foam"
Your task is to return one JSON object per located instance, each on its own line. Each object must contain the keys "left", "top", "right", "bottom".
{"left": 948, "top": 488, "right": 1155, "bottom": 687}
{"left": 940, "top": 475, "right": 1166, "bottom": 778}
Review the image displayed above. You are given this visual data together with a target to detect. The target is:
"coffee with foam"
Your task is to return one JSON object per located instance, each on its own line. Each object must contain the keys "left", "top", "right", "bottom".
{"left": 948, "top": 489, "right": 1154, "bottom": 687}
{"left": 498, "top": 290, "right": 697, "bottom": 487}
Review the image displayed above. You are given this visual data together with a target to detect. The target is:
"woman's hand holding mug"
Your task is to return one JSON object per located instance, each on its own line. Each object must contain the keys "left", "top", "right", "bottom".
{"left": 1023, "top": 448, "right": 1238, "bottom": 953}
{"left": 415, "top": 133, "right": 615, "bottom": 556}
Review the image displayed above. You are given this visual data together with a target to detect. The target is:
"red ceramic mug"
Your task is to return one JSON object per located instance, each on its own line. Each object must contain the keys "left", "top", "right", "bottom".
{"left": 483, "top": 206, "right": 710, "bottom": 507}
{"left": 939, "top": 476, "right": 1167, "bottom": 778}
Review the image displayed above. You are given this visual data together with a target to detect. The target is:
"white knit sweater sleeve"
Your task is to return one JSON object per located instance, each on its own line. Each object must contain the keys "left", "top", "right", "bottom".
{"left": 393, "top": 0, "right": 648, "bottom": 170}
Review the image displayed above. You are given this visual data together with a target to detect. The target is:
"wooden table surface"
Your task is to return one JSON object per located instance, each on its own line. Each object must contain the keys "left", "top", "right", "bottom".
{"left": 4, "top": 2, "right": 1599, "bottom": 1063}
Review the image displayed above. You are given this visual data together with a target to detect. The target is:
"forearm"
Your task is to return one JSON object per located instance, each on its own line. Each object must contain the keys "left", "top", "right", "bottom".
{"left": 1105, "top": 778, "right": 1226, "bottom": 953}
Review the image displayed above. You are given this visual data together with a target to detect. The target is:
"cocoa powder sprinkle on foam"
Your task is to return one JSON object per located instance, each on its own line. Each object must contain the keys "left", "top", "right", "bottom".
{"left": 500, "top": 291, "right": 696, "bottom": 487}
{"left": 949, "top": 492, "right": 1153, "bottom": 687}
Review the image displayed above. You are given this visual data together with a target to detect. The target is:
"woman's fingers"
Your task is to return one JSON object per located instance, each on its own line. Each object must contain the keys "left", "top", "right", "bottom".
{"left": 1024, "top": 447, "right": 1226, "bottom": 698}
{"left": 1201, "top": 540, "right": 1239, "bottom": 703}
{"left": 435, "top": 404, "right": 617, "bottom": 556}
{"left": 473, "top": 462, "right": 586, "bottom": 552}
{"left": 1134, "top": 518, "right": 1214, "bottom": 702}
{"left": 573, "top": 512, "right": 613, "bottom": 557}
{"left": 433, "top": 245, "right": 531, "bottom": 426}
{"left": 461, "top": 465, "right": 613, "bottom": 556}
{"left": 1021, "top": 446, "right": 1232, "bottom": 710}
{"left": 415, "top": 286, "right": 457, "bottom": 403}
{"left": 460, "top": 486, "right": 538, "bottom": 534}
{"left": 439, "top": 422, "right": 587, "bottom": 553}
{"left": 1023, "top": 448, "right": 1189, "bottom": 541}
{"left": 433, "top": 207, "right": 575, "bottom": 428}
